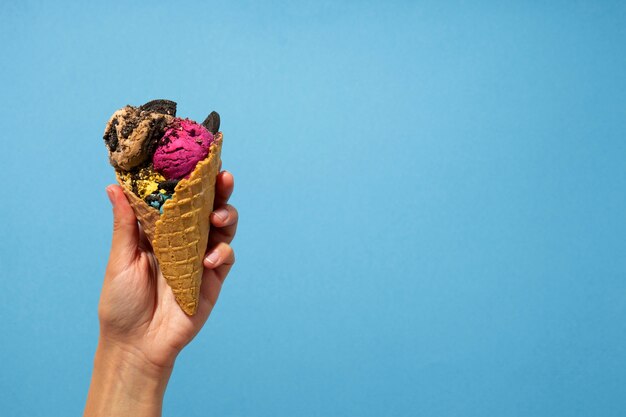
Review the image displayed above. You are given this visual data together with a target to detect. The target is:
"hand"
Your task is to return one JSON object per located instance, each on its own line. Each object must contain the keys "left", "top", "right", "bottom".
{"left": 100, "top": 170, "right": 237, "bottom": 367}
{"left": 84, "top": 171, "right": 237, "bottom": 417}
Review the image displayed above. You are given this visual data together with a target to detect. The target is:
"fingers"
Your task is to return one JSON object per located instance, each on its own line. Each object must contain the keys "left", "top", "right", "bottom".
{"left": 208, "top": 170, "right": 238, "bottom": 247}
{"left": 209, "top": 204, "right": 238, "bottom": 245}
{"left": 106, "top": 185, "right": 139, "bottom": 266}
{"left": 196, "top": 170, "right": 236, "bottom": 310}
{"left": 200, "top": 242, "right": 235, "bottom": 307}
{"left": 203, "top": 242, "right": 236, "bottom": 282}
{"left": 213, "top": 171, "right": 234, "bottom": 208}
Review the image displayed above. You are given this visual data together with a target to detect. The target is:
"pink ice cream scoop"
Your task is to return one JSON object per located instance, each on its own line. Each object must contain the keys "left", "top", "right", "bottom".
{"left": 153, "top": 118, "right": 214, "bottom": 180}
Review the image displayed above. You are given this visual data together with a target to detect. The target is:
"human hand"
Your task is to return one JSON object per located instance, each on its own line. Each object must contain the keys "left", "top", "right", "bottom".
{"left": 99, "top": 170, "right": 238, "bottom": 368}
{"left": 84, "top": 171, "right": 237, "bottom": 416}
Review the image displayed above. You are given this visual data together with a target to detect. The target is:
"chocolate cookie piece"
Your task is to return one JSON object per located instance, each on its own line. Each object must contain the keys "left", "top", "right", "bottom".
{"left": 202, "top": 111, "right": 220, "bottom": 134}
{"left": 140, "top": 99, "right": 177, "bottom": 116}
{"left": 158, "top": 180, "right": 179, "bottom": 194}
{"left": 104, "top": 118, "right": 120, "bottom": 152}
{"left": 143, "top": 117, "right": 170, "bottom": 162}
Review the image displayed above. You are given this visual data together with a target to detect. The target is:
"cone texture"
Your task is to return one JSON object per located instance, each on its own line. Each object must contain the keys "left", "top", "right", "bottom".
{"left": 117, "top": 134, "right": 223, "bottom": 315}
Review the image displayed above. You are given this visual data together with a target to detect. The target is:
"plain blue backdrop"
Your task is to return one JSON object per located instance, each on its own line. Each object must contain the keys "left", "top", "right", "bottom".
{"left": 1, "top": 1, "right": 625, "bottom": 416}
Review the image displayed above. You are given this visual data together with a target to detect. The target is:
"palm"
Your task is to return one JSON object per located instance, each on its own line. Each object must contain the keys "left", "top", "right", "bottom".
{"left": 101, "top": 234, "right": 221, "bottom": 368}
{"left": 139, "top": 237, "right": 221, "bottom": 368}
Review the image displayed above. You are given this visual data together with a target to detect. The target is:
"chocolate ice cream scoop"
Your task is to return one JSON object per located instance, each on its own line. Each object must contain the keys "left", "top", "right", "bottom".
{"left": 103, "top": 102, "right": 175, "bottom": 171}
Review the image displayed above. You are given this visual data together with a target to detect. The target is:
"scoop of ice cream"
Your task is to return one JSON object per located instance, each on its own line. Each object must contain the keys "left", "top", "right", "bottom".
{"left": 146, "top": 192, "right": 173, "bottom": 213}
{"left": 145, "top": 179, "right": 179, "bottom": 212}
{"left": 103, "top": 103, "right": 175, "bottom": 171}
{"left": 117, "top": 165, "right": 166, "bottom": 200}
{"left": 153, "top": 118, "right": 214, "bottom": 180}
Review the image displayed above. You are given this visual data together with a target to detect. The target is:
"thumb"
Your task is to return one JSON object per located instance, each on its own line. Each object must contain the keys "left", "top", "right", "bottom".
{"left": 105, "top": 185, "right": 139, "bottom": 264}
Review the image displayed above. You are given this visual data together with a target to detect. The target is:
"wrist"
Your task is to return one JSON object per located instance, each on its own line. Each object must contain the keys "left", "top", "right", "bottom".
{"left": 97, "top": 336, "right": 174, "bottom": 379}
{"left": 84, "top": 338, "right": 173, "bottom": 417}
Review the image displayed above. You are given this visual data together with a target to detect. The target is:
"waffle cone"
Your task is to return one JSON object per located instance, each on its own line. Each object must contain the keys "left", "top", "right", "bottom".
{"left": 116, "top": 133, "right": 223, "bottom": 315}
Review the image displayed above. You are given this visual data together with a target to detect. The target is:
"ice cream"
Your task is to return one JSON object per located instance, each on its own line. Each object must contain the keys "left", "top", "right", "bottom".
{"left": 146, "top": 179, "right": 179, "bottom": 213}
{"left": 146, "top": 192, "right": 172, "bottom": 213}
{"left": 103, "top": 99, "right": 219, "bottom": 214}
{"left": 117, "top": 166, "right": 166, "bottom": 199}
{"left": 116, "top": 166, "right": 181, "bottom": 212}
{"left": 103, "top": 101, "right": 175, "bottom": 171}
{"left": 103, "top": 99, "right": 224, "bottom": 315}
{"left": 153, "top": 119, "right": 214, "bottom": 180}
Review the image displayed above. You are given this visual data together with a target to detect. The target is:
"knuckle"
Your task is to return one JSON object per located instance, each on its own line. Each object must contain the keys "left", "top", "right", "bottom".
{"left": 225, "top": 244, "right": 235, "bottom": 264}
{"left": 112, "top": 217, "right": 124, "bottom": 233}
{"left": 226, "top": 205, "right": 239, "bottom": 223}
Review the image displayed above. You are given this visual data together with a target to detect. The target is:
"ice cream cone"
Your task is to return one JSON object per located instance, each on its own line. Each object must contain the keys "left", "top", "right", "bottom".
{"left": 116, "top": 133, "right": 223, "bottom": 315}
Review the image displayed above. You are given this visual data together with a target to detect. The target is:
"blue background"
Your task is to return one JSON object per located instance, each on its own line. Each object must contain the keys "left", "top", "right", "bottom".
{"left": 1, "top": 1, "right": 625, "bottom": 416}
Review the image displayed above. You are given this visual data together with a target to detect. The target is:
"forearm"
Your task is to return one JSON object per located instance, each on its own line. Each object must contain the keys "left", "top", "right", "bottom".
{"left": 84, "top": 339, "right": 172, "bottom": 417}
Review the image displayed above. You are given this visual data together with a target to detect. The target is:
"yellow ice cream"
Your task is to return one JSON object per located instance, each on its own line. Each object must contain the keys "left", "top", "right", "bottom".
{"left": 117, "top": 166, "right": 166, "bottom": 200}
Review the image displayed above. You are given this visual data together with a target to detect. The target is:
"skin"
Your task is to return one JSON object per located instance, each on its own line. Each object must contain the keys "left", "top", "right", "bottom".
{"left": 84, "top": 171, "right": 238, "bottom": 417}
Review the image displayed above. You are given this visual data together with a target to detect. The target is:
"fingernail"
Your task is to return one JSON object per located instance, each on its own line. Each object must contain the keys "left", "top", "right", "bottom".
{"left": 213, "top": 208, "right": 228, "bottom": 221}
{"left": 106, "top": 186, "right": 115, "bottom": 206}
{"left": 205, "top": 250, "right": 220, "bottom": 265}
